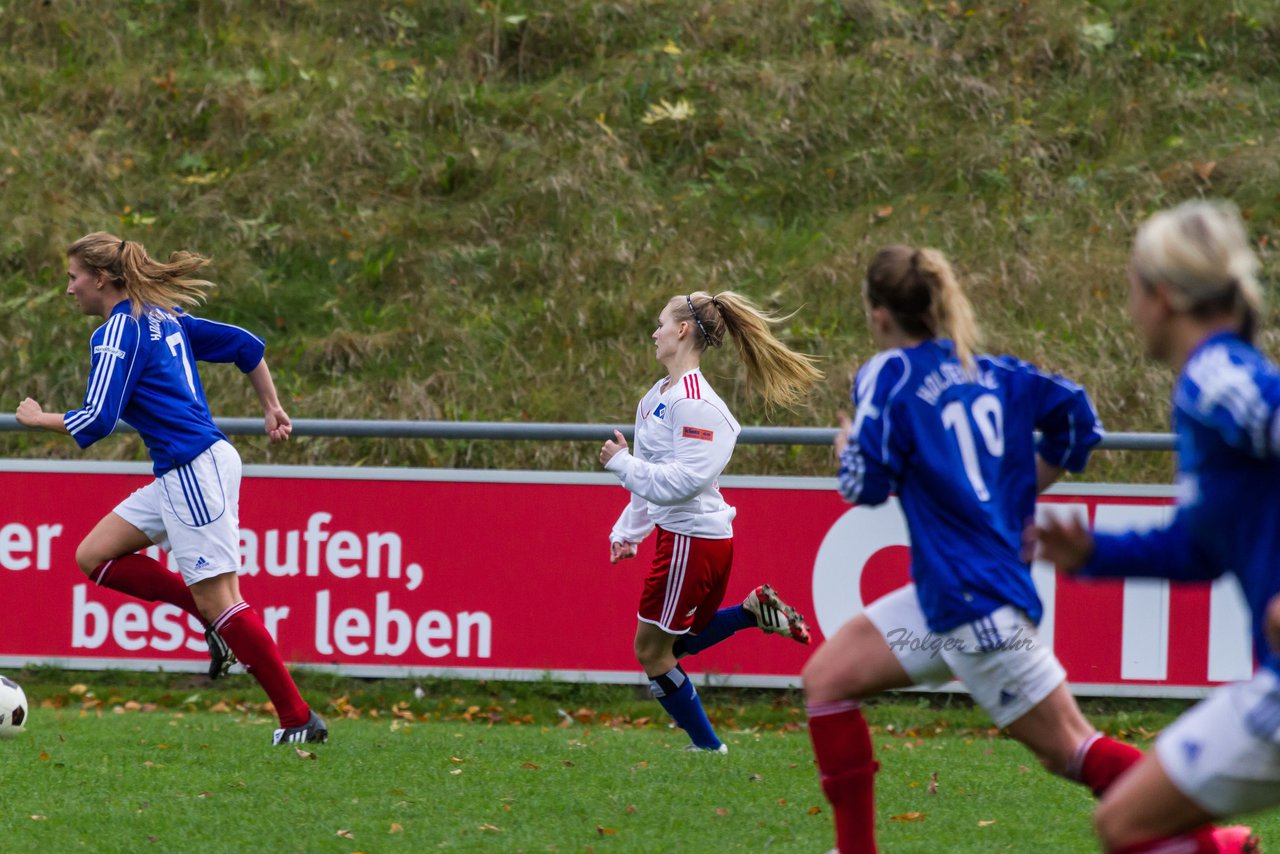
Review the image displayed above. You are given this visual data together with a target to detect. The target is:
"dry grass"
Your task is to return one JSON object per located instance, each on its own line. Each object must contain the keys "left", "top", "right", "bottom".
{"left": 2, "top": 0, "right": 1278, "bottom": 478}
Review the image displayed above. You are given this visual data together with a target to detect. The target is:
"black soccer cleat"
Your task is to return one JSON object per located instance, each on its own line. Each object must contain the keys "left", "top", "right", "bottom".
{"left": 272, "top": 710, "right": 329, "bottom": 746}
{"left": 204, "top": 626, "right": 236, "bottom": 680}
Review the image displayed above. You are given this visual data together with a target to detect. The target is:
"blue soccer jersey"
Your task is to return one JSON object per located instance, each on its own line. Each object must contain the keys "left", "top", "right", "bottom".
{"left": 63, "top": 300, "right": 265, "bottom": 476}
{"left": 838, "top": 339, "right": 1103, "bottom": 633}
{"left": 1081, "top": 331, "right": 1280, "bottom": 674}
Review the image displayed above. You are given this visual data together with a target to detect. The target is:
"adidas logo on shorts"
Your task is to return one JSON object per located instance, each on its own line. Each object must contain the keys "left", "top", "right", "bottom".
{"left": 194, "top": 557, "right": 209, "bottom": 570}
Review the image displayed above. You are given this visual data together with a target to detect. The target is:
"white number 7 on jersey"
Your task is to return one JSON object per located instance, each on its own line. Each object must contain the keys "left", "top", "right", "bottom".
{"left": 941, "top": 394, "right": 1005, "bottom": 501}
{"left": 165, "top": 332, "right": 198, "bottom": 398}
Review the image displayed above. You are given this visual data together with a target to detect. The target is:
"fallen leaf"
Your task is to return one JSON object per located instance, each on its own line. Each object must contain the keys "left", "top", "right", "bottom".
{"left": 31, "top": 815, "right": 47, "bottom": 821}
{"left": 715, "top": 808, "right": 730, "bottom": 816}
{"left": 561, "top": 760, "right": 575, "bottom": 767}
{"left": 927, "top": 772, "right": 939, "bottom": 795}
{"left": 626, "top": 805, "right": 636, "bottom": 814}
{"left": 978, "top": 820, "right": 996, "bottom": 826}
{"left": 522, "top": 762, "right": 540, "bottom": 770}
{"left": 478, "top": 824, "right": 501, "bottom": 832}
{"left": 294, "top": 748, "right": 317, "bottom": 760}
{"left": 448, "top": 757, "right": 464, "bottom": 764}
{"left": 1193, "top": 161, "right": 1216, "bottom": 181}
{"left": 69, "top": 684, "right": 88, "bottom": 695}
{"left": 748, "top": 773, "right": 763, "bottom": 782}
{"left": 596, "top": 825, "right": 617, "bottom": 836}
{"left": 807, "top": 806, "right": 822, "bottom": 815}
{"left": 891, "top": 812, "right": 926, "bottom": 822}
{"left": 38, "top": 752, "right": 49, "bottom": 761}
{"left": 449, "top": 769, "right": 462, "bottom": 775}
{"left": 389, "top": 823, "right": 404, "bottom": 834}
{"left": 874, "top": 205, "right": 894, "bottom": 221}
{"left": 336, "top": 829, "right": 354, "bottom": 839}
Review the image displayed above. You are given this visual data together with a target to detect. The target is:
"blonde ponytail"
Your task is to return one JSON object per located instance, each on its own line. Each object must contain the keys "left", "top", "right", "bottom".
{"left": 68, "top": 232, "right": 216, "bottom": 318}
{"left": 675, "top": 291, "right": 823, "bottom": 409}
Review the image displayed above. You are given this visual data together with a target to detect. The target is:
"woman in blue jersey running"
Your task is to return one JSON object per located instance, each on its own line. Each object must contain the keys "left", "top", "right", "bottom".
{"left": 1037, "top": 200, "right": 1270, "bottom": 854}
{"left": 16, "top": 232, "right": 326, "bottom": 746}
{"left": 802, "top": 245, "right": 1174, "bottom": 853}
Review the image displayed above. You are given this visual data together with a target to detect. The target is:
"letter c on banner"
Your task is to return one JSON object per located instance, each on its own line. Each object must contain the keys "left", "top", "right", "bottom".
{"left": 811, "top": 499, "right": 910, "bottom": 638}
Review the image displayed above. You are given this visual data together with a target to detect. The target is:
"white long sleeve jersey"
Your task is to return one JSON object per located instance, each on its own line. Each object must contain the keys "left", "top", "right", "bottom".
{"left": 606, "top": 369, "right": 740, "bottom": 543}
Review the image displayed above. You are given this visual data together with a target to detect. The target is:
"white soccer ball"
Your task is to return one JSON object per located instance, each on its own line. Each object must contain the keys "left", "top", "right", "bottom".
{"left": 0, "top": 675, "right": 28, "bottom": 738}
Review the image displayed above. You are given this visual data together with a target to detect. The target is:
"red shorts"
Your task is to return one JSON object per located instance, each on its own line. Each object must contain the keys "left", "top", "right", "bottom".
{"left": 638, "top": 527, "right": 734, "bottom": 635}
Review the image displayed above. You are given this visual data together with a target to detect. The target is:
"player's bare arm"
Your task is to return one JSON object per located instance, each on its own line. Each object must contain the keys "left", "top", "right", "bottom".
{"left": 15, "top": 397, "right": 69, "bottom": 433}
{"left": 247, "top": 359, "right": 291, "bottom": 443}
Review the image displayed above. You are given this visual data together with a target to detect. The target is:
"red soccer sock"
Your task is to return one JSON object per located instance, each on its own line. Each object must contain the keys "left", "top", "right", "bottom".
{"left": 214, "top": 603, "right": 310, "bottom": 728}
{"left": 91, "top": 554, "right": 204, "bottom": 623}
{"left": 807, "top": 700, "right": 880, "bottom": 854}
{"left": 1071, "top": 733, "right": 1143, "bottom": 796}
{"left": 1112, "top": 826, "right": 1218, "bottom": 854}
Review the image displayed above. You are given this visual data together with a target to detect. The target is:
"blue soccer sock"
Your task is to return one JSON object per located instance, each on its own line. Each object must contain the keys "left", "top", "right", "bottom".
{"left": 673, "top": 605, "right": 755, "bottom": 657}
{"left": 649, "top": 665, "right": 721, "bottom": 750}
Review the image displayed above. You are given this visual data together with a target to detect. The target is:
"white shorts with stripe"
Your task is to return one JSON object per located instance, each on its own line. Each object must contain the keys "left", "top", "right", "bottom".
{"left": 865, "top": 584, "right": 1066, "bottom": 729}
{"left": 1155, "top": 667, "right": 1280, "bottom": 816}
{"left": 114, "top": 439, "right": 242, "bottom": 586}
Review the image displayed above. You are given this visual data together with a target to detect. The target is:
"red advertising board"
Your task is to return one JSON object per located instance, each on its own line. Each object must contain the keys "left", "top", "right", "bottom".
{"left": 0, "top": 462, "right": 1249, "bottom": 697}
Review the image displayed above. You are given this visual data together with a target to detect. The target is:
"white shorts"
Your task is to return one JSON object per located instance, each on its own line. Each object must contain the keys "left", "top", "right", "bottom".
{"left": 1156, "top": 667, "right": 1280, "bottom": 817}
{"left": 865, "top": 584, "right": 1066, "bottom": 729}
{"left": 114, "top": 440, "right": 242, "bottom": 586}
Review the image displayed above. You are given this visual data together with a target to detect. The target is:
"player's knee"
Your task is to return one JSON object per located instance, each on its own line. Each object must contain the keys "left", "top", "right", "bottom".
{"left": 1092, "top": 798, "right": 1127, "bottom": 850}
{"left": 73, "top": 542, "right": 101, "bottom": 576}
{"left": 802, "top": 656, "right": 855, "bottom": 705}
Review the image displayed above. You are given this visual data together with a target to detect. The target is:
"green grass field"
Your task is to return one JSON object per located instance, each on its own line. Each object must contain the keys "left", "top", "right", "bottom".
{"left": 3, "top": 671, "right": 1275, "bottom": 852}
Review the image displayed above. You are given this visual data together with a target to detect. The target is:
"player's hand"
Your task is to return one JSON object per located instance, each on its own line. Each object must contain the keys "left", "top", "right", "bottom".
{"left": 1030, "top": 513, "right": 1094, "bottom": 574}
{"left": 264, "top": 406, "right": 292, "bottom": 443}
{"left": 600, "top": 430, "right": 628, "bottom": 466}
{"left": 833, "top": 410, "right": 853, "bottom": 458}
{"left": 1266, "top": 593, "right": 1280, "bottom": 653}
{"left": 16, "top": 397, "right": 44, "bottom": 427}
{"left": 610, "top": 540, "right": 638, "bottom": 564}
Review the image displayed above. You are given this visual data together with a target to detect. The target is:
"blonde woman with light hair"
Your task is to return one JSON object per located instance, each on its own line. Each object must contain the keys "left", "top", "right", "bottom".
{"left": 599, "top": 290, "right": 820, "bottom": 752}
{"left": 16, "top": 232, "right": 327, "bottom": 746}
{"left": 1037, "top": 200, "right": 1268, "bottom": 853}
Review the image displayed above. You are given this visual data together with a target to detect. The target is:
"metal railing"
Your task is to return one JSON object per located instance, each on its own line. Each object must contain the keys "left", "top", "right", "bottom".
{"left": 0, "top": 414, "right": 1175, "bottom": 450}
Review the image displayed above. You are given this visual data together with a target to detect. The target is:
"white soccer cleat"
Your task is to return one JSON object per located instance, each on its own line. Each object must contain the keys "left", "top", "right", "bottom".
{"left": 683, "top": 743, "right": 729, "bottom": 754}
{"left": 743, "top": 584, "right": 812, "bottom": 645}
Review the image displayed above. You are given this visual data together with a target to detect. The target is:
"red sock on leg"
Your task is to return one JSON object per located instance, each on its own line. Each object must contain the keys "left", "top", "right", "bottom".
{"left": 215, "top": 603, "right": 310, "bottom": 728}
{"left": 1070, "top": 733, "right": 1143, "bottom": 796}
{"left": 807, "top": 700, "right": 880, "bottom": 854}
{"left": 1112, "top": 826, "right": 1218, "bottom": 854}
{"left": 91, "top": 554, "right": 203, "bottom": 622}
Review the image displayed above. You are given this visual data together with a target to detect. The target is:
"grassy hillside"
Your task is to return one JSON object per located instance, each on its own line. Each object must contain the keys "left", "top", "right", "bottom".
{"left": 2, "top": 0, "right": 1277, "bottom": 480}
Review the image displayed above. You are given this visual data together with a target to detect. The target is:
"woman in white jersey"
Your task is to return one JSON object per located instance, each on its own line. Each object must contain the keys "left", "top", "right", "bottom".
{"left": 599, "top": 290, "right": 821, "bottom": 751}
{"left": 16, "top": 232, "right": 326, "bottom": 746}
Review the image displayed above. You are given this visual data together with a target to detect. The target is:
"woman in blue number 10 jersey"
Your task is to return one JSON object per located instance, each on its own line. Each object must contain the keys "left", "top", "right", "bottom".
{"left": 798, "top": 244, "right": 1253, "bottom": 853}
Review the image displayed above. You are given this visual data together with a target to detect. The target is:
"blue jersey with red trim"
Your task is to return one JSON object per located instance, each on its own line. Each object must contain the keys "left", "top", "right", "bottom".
{"left": 63, "top": 300, "right": 265, "bottom": 476}
{"left": 1082, "top": 332, "right": 1280, "bottom": 674}
{"left": 837, "top": 339, "right": 1103, "bottom": 633}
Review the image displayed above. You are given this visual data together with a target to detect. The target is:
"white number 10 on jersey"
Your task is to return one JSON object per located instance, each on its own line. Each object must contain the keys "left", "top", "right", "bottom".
{"left": 941, "top": 394, "right": 1005, "bottom": 501}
